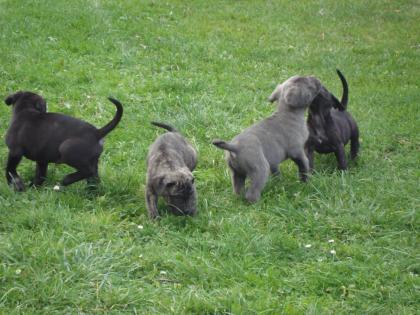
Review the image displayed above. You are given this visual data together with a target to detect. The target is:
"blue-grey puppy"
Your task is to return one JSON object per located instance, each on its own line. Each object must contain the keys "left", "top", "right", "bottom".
{"left": 213, "top": 75, "right": 321, "bottom": 203}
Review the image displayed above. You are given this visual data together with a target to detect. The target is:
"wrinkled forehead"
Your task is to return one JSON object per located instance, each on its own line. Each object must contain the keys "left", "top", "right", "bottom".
{"left": 283, "top": 75, "right": 316, "bottom": 88}
{"left": 20, "top": 92, "right": 43, "bottom": 102}
{"left": 168, "top": 168, "right": 193, "bottom": 181}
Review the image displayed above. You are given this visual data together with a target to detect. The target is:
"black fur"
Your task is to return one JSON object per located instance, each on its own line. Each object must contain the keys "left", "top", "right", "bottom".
{"left": 151, "top": 121, "right": 178, "bottom": 132}
{"left": 4, "top": 91, "right": 123, "bottom": 191}
{"left": 306, "top": 70, "right": 359, "bottom": 171}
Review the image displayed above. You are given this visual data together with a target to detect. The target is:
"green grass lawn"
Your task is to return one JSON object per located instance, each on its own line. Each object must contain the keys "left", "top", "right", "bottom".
{"left": 0, "top": 0, "right": 419, "bottom": 313}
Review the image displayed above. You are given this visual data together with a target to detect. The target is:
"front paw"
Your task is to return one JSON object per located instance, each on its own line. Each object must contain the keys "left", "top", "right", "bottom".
{"left": 12, "top": 178, "right": 25, "bottom": 192}
{"left": 148, "top": 210, "right": 160, "bottom": 220}
{"left": 29, "top": 179, "right": 43, "bottom": 187}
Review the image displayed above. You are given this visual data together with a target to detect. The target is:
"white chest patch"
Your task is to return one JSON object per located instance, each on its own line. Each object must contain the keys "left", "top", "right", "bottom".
{"left": 99, "top": 139, "right": 105, "bottom": 146}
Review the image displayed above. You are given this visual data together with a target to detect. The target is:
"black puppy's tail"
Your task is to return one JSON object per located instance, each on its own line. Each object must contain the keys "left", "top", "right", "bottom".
{"left": 212, "top": 139, "right": 238, "bottom": 153}
{"left": 336, "top": 69, "right": 349, "bottom": 111}
{"left": 151, "top": 121, "right": 178, "bottom": 132}
{"left": 97, "top": 97, "right": 123, "bottom": 139}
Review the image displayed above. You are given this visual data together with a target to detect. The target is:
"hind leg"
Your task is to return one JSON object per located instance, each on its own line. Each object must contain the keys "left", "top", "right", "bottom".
{"left": 350, "top": 129, "right": 360, "bottom": 160}
{"left": 245, "top": 164, "right": 269, "bottom": 203}
{"left": 86, "top": 159, "right": 100, "bottom": 188}
{"left": 59, "top": 139, "right": 101, "bottom": 187}
{"left": 61, "top": 169, "right": 94, "bottom": 186}
{"left": 334, "top": 143, "right": 348, "bottom": 170}
{"left": 30, "top": 162, "right": 48, "bottom": 187}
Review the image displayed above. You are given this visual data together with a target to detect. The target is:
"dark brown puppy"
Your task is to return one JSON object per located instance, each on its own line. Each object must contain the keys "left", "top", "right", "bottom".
{"left": 4, "top": 91, "right": 123, "bottom": 191}
{"left": 306, "top": 70, "right": 359, "bottom": 171}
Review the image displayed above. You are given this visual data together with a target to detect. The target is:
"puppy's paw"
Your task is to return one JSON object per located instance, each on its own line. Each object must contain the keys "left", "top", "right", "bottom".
{"left": 300, "top": 174, "right": 309, "bottom": 182}
{"left": 29, "top": 179, "right": 44, "bottom": 188}
{"left": 12, "top": 178, "right": 25, "bottom": 192}
{"left": 148, "top": 211, "right": 161, "bottom": 220}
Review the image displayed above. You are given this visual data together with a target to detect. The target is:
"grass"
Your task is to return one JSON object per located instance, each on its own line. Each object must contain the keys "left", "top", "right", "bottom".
{"left": 0, "top": 0, "right": 419, "bottom": 313}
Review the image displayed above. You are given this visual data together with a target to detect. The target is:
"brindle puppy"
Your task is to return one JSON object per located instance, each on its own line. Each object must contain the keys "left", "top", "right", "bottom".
{"left": 146, "top": 122, "right": 197, "bottom": 219}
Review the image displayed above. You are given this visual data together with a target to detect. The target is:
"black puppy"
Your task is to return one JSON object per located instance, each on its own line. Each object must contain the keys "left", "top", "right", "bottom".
{"left": 4, "top": 91, "right": 123, "bottom": 191}
{"left": 306, "top": 70, "right": 359, "bottom": 171}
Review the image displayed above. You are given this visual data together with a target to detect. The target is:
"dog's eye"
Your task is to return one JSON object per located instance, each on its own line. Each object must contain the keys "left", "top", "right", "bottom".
{"left": 166, "top": 182, "right": 176, "bottom": 188}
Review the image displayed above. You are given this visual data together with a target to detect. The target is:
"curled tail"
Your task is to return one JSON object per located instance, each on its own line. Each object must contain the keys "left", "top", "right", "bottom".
{"left": 212, "top": 139, "right": 238, "bottom": 153}
{"left": 151, "top": 121, "right": 178, "bottom": 132}
{"left": 336, "top": 69, "right": 349, "bottom": 110}
{"left": 96, "top": 97, "right": 123, "bottom": 139}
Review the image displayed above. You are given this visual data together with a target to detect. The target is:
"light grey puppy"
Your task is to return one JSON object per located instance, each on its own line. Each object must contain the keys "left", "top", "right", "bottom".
{"left": 146, "top": 122, "right": 197, "bottom": 219}
{"left": 213, "top": 75, "right": 322, "bottom": 203}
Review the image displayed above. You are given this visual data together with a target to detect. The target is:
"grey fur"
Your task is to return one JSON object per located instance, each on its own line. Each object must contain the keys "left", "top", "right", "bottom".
{"left": 146, "top": 122, "right": 197, "bottom": 219}
{"left": 213, "top": 75, "right": 321, "bottom": 203}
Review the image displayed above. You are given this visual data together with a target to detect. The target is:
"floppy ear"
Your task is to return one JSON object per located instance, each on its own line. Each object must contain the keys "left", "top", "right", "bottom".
{"left": 153, "top": 176, "right": 165, "bottom": 195}
{"left": 268, "top": 84, "right": 282, "bottom": 103}
{"left": 282, "top": 76, "right": 321, "bottom": 108}
{"left": 5, "top": 92, "right": 22, "bottom": 106}
{"left": 153, "top": 176, "right": 176, "bottom": 195}
{"left": 35, "top": 99, "right": 47, "bottom": 112}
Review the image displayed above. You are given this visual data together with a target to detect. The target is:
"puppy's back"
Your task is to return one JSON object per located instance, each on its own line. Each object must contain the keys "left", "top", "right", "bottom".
{"left": 148, "top": 132, "right": 197, "bottom": 171}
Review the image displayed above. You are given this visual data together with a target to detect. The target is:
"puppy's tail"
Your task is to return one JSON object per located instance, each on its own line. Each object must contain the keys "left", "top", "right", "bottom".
{"left": 97, "top": 97, "right": 123, "bottom": 139}
{"left": 151, "top": 121, "right": 178, "bottom": 132}
{"left": 336, "top": 69, "right": 348, "bottom": 111}
{"left": 212, "top": 139, "right": 238, "bottom": 153}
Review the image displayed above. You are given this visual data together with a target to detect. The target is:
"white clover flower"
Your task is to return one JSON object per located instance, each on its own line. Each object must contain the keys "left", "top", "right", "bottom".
{"left": 330, "top": 250, "right": 336, "bottom": 255}
{"left": 15, "top": 269, "right": 22, "bottom": 275}
{"left": 160, "top": 271, "right": 167, "bottom": 275}
{"left": 328, "top": 239, "right": 335, "bottom": 243}
{"left": 305, "top": 244, "right": 312, "bottom": 248}
{"left": 53, "top": 185, "right": 60, "bottom": 191}
{"left": 137, "top": 225, "right": 144, "bottom": 230}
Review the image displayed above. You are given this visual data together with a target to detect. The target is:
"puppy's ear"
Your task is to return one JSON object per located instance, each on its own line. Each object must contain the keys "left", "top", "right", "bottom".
{"left": 5, "top": 92, "right": 22, "bottom": 106}
{"left": 154, "top": 176, "right": 175, "bottom": 195}
{"left": 35, "top": 99, "right": 47, "bottom": 112}
{"left": 154, "top": 176, "right": 165, "bottom": 195}
{"left": 282, "top": 76, "right": 321, "bottom": 108}
{"left": 268, "top": 84, "right": 282, "bottom": 102}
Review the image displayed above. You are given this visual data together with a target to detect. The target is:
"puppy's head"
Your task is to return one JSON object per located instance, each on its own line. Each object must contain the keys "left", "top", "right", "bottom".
{"left": 5, "top": 91, "right": 47, "bottom": 114}
{"left": 269, "top": 76, "right": 321, "bottom": 110}
{"left": 309, "top": 70, "right": 348, "bottom": 113}
{"left": 156, "top": 167, "right": 196, "bottom": 216}
{"left": 309, "top": 85, "right": 343, "bottom": 115}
